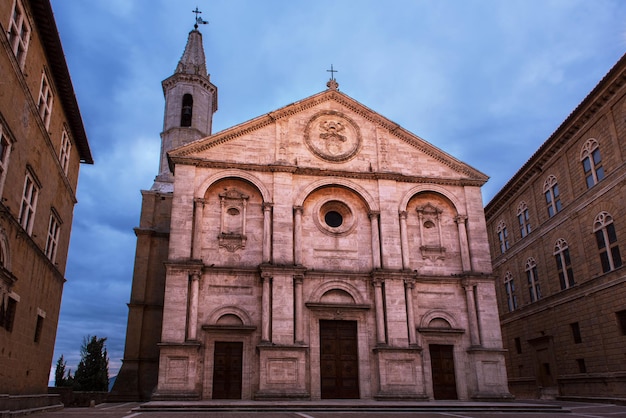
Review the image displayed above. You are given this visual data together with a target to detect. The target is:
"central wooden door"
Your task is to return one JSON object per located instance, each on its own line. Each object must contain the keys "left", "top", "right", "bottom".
{"left": 320, "top": 320, "right": 359, "bottom": 399}
{"left": 212, "top": 341, "right": 243, "bottom": 399}
{"left": 429, "top": 344, "right": 458, "bottom": 400}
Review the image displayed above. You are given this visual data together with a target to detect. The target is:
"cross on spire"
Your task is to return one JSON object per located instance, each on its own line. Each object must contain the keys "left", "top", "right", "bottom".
{"left": 327, "top": 64, "right": 338, "bottom": 80}
{"left": 326, "top": 64, "right": 339, "bottom": 90}
{"left": 192, "top": 7, "right": 208, "bottom": 29}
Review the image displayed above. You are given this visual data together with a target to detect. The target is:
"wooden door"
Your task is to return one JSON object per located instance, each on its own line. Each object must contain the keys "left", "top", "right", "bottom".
{"left": 212, "top": 341, "right": 243, "bottom": 399}
{"left": 536, "top": 347, "right": 555, "bottom": 387}
{"left": 429, "top": 344, "right": 458, "bottom": 400}
{"left": 320, "top": 320, "right": 359, "bottom": 399}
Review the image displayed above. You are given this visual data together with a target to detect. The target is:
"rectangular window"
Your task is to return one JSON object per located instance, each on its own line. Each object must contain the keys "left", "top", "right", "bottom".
{"left": 583, "top": 148, "right": 605, "bottom": 188}
{"left": 571, "top": 322, "right": 582, "bottom": 344}
{"left": 518, "top": 209, "right": 531, "bottom": 237}
{"left": 0, "top": 123, "right": 12, "bottom": 197}
{"left": 34, "top": 314, "right": 44, "bottom": 343}
{"left": 498, "top": 228, "right": 509, "bottom": 254}
{"left": 38, "top": 73, "right": 53, "bottom": 129}
{"left": 8, "top": 0, "right": 30, "bottom": 68}
{"left": 505, "top": 279, "right": 518, "bottom": 312}
{"left": 3, "top": 297, "right": 17, "bottom": 332}
{"left": 616, "top": 310, "right": 626, "bottom": 335}
{"left": 19, "top": 171, "right": 39, "bottom": 235}
{"left": 556, "top": 248, "right": 575, "bottom": 290}
{"left": 593, "top": 149, "right": 605, "bottom": 182}
{"left": 59, "top": 129, "right": 71, "bottom": 174}
{"left": 527, "top": 267, "right": 541, "bottom": 302}
{"left": 514, "top": 337, "right": 522, "bottom": 354}
{"left": 545, "top": 184, "right": 562, "bottom": 217}
{"left": 596, "top": 223, "right": 622, "bottom": 273}
{"left": 45, "top": 211, "right": 61, "bottom": 262}
{"left": 576, "top": 358, "right": 587, "bottom": 373}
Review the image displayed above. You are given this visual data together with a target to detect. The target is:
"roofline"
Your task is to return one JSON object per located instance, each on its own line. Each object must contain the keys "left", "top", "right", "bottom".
{"left": 484, "top": 52, "right": 626, "bottom": 218}
{"left": 29, "top": 0, "right": 93, "bottom": 164}
{"left": 169, "top": 88, "right": 489, "bottom": 182}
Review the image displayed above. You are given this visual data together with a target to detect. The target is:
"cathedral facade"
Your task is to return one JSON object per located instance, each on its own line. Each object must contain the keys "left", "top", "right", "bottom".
{"left": 112, "top": 26, "right": 511, "bottom": 401}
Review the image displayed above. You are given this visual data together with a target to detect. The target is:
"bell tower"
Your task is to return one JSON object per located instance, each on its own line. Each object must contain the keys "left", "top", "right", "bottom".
{"left": 110, "top": 15, "right": 216, "bottom": 401}
{"left": 153, "top": 21, "right": 217, "bottom": 191}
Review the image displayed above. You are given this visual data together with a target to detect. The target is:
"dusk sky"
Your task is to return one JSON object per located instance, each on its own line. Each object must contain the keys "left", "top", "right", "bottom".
{"left": 48, "top": 0, "right": 626, "bottom": 380}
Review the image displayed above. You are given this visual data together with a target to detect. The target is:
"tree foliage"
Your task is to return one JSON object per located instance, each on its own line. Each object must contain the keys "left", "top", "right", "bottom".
{"left": 54, "top": 354, "right": 74, "bottom": 387}
{"left": 72, "top": 335, "right": 109, "bottom": 391}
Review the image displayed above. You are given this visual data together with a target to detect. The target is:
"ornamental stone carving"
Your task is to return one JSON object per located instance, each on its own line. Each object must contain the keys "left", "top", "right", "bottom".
{"left": 304, "top": 111, "right": 361, "bottom": 162}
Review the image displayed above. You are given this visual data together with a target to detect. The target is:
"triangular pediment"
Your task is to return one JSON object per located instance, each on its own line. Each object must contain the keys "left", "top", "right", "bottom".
{"left": 168, "top": 89, "right": 488, "bottom": 184}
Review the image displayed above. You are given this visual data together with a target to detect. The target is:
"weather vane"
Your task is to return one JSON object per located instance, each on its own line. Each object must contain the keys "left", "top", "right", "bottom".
{"left": 327, "top": 64, "right": 338, "bottom": 81}
{"left": 192, "top": 7, "right": 208, "bottom": 29}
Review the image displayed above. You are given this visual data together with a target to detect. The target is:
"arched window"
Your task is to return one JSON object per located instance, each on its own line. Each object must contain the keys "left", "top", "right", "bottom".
{"left": 554, "top": 238, "right": 574, "bottom": 290}
{"left": 581, "top": 138, "right": 605, "bottom": 188}
{"left": 525, "top": 257, "right": 541, "bottom": 302}
{"left": 496, "top": 220, "right": 509, "bottom": 254}
{"left": 504, "top": 272, "right": 518, "bottom": 312}
{"left": 517, "top": 201, "right": 531, "bottom": 238}
{"left": 593, "top": 211, "right": 622, "bottom": 273}
{"left": 180, "top": 94, "right": 193, "bottom": 127}
{"left": 543, "top": 175, "right": 562, "bottom": 217}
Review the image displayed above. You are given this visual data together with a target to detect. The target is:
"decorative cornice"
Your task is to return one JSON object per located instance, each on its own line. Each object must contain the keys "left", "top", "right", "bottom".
{"left": 169, "top": 155, "right": 486, "bottom": 187}
{"left": 162, "top": 73, "right": 217, "bottom": 95}
{"left": 305, "top": 302, "right": 371, "bottom": 311}
{"left": 28, "top": 0, "right": 93, "bottom": 164}
{"left": 133, "top": 227, "right": 170, "bottom": 238}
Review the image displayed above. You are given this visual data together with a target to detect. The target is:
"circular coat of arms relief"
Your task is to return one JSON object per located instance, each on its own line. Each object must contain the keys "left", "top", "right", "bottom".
{"left": 304, "top": 111, "right": 362, "bottom": 162}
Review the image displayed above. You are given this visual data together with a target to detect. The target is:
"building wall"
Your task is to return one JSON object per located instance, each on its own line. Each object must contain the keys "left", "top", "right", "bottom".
{"left": 485, "top": 55, "right": 626, "bottom": 399}
{"left": 0, "top": 0, "right": 91, "bottom": 397}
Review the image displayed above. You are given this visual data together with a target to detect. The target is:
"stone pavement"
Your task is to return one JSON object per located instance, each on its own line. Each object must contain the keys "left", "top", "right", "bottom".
{"left": 23, "top": 399, "right": 626, "bottom": 417}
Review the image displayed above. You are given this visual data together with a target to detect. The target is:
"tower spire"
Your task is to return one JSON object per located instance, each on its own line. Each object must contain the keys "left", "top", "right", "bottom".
{"left": 175, "top": 27, "right": 207, "bottom": 75}
{"left": 152, "top": 14, "right": 218, "bottom": 191}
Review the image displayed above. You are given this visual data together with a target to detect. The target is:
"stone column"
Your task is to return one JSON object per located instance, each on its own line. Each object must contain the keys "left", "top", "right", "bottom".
{"left": 187, "top": 272, "right": 201, "bottom": 341}
{"left": 261, "top": 273, "right": 272, "bottom": 342}
{"left": 262, "top": 203, "right": 272, "bottom": 263}
{"left": 293, "top": 206, "right": 303, "bottom": 265}
{"left": 294, "top": 275, "right": 304, "bottom": 344}
{"left": 404, "top": 278, "right": 417, "bottom": 346}
{"left": 455, "top": 215, "right": 471, "bottom": 272}
{"left": 372, "top": 278, "right": 386, "bottom": 345}
{"left": 399, "top": 211, "right": 410, "bottom": 270}
{"left": 219, "top": 196, "right": 226, "bottom": 234}
{"left": 192, "top": 198, "right": 204, "bottom": 260}
{"left": 464, "top": 282, "right": 480, "bottom": 347}
{"left": 370, "top": 211, "right": 381, "bottom": 269}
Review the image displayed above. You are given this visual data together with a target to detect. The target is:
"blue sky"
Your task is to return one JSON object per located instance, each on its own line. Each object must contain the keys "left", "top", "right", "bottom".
{"left": 49, "top": 0, "right": 626, "bottom": 379}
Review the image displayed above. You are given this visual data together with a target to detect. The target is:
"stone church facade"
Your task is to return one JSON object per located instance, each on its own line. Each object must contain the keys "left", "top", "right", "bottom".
{"left": 112, "top": 26, "right": 511, "bottom": 401}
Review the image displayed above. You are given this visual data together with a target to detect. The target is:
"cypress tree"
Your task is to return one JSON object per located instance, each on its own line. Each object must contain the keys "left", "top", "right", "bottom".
{"left": 73, "top": 336, "right": 109, "bottom": 391}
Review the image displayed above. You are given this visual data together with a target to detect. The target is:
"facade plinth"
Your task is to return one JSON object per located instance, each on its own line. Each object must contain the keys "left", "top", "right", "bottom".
{"left": 373, "top": 346, "right": 428, "bottom": 400}
{"left": 255, "top": 345, "right": 310, "bottom": 400}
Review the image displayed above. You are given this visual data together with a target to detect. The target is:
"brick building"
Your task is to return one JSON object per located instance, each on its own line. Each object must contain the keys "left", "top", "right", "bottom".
{"left": 485, "top": 54, "right": 626, "bottom": 399}
{"left": 112, "top": 24, "right": 511, "bottom": 401}
{"left": 0, "top": 0, "right": 92, "bottom": 410}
